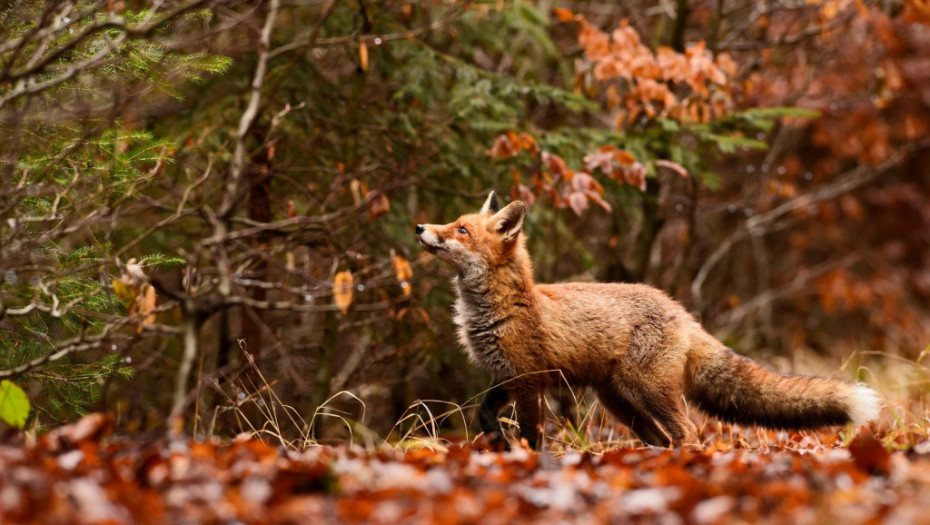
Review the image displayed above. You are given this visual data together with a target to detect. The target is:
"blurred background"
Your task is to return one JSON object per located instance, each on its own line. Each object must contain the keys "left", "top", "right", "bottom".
{"left": 1, "top": 0, "right": 928, "bottom": 442}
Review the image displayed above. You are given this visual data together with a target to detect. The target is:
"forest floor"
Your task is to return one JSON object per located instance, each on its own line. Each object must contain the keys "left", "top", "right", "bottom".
{"left": 2, "top": 413, "right": 930, "bottom": 524}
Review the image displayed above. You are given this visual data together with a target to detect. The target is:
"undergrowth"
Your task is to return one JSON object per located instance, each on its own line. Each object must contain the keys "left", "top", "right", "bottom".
{"left": 205, "top": 348, "right": 930, "bottom": 454}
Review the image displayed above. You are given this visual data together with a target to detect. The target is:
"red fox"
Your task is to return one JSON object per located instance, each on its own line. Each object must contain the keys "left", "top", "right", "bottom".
{"left": 415, "top": 192, "right": 880, "bottom": 448}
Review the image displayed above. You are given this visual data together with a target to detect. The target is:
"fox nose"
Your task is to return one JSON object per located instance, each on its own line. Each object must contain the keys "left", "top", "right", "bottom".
{"left": 415, "top": 224, "right": 425, "bottom": 235}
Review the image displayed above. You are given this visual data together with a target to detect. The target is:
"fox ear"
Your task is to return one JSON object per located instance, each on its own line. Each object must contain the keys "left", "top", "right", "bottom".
{"left": 480, "top": 191, "right": 500, "bottom": 215}
{"left": 491, "top": 201, "right": 526, "bottom": 240}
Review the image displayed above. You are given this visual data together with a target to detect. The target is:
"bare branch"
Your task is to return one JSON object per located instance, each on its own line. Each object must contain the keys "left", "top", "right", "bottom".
{"left": 218, "top": 0, "right": 279, "bottom": 218}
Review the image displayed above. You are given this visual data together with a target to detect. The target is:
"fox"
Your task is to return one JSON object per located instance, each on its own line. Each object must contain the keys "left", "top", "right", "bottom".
{"left": 415, "top": 191, "right": 881, "bottom": 449}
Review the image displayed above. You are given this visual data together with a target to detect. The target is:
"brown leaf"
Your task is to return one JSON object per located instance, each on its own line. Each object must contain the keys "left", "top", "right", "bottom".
{"left": 333, "top": 271, "right": 354, "bottom": 314}
{"left": 541, "top": 151, "right": 567, "bottom": 176}
{"left": 624, "top": 162, "right": 648, "bottom": 191}
{"left": 489, "top": 133, "right": 516, "bottom": 159}
{"left": 849, "top": 429, "right": 892, "bottom": 476}
{"left": 369, "top": 192, "right": 390, "bottom": 221}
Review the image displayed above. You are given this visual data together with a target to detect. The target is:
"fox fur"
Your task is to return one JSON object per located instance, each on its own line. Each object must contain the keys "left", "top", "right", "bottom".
{"left": 415, "top": 192, "right": 880, "bottom": 448}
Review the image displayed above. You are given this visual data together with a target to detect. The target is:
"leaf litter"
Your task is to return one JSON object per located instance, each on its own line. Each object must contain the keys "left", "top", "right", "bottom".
{"left": 3, "top": 414, "right": 930, "bottom": 523}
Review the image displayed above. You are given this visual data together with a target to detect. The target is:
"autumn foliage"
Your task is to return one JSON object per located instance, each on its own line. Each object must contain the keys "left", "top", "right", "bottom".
{"left": 5, "top": 413, "right": 930, "bottom": 524}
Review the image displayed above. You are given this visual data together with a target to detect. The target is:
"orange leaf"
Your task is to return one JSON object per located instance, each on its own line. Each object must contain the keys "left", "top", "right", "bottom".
{"left": 553, "top": 7, "right": 574, "bottom": 22}
{"left": 489, "top": 133, "right": 516, "bottom": 159}
{"left": 393, "top": 255, "right": 413, "bottom": 296}
{"left": 624, "top": 162, "right": 647, "bottom": 191}
{"left": 137, "top": 284, "right": 157, "bottom": 331}
{"left": 333, "top": 271, "right": 354, "bottom": 314}
{"left": 541, "top": 151, "right": 567, "bottom": 176}
{"left": 614, "top": 150, "right": 635, "bottom": 166}
{"left": 358, "top": 41, "right": 369, "bottom": 72}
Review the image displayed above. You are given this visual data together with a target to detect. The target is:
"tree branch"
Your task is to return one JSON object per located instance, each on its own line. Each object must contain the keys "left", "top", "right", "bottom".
{"left": 218, "top": 0, "right": 279, "bottom": 218}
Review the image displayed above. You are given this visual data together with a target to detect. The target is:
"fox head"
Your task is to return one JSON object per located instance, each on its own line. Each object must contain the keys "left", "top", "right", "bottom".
{"left": 416, "top": 192, "right": 527, "bottom": 276}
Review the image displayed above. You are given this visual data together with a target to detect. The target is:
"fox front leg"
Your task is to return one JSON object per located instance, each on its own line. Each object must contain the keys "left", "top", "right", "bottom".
{"left": 478, "top": 383, "right": 511, "bottom": 449}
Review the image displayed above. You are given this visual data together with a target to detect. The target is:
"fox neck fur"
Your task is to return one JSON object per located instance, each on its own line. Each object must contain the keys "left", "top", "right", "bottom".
{"left": 453, "top": 245, "right": 535, "bottom": 379}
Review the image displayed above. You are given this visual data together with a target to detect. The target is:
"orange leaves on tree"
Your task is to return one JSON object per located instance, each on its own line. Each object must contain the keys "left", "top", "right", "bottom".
{"left": 489, "top": 131, "right": 538, "bottom": 159}
{"left": 623, "top": 162, "right": 648, "bottom": 191}
{"left": 333, "top": 271, "right": 354, "bottom": 314}
{"left": 574, "top": 16, "right": 736, "bottom": 129}
{"left": 489, "top": 131, "right": 650, "bottom": 217}
{"left": 553, "top": 7, "right": 574, "bottom": 22}
{"left": 393, "top": 255, "right": 413, "bottom": 296}
{"left": 541, "top": 151, "right": 568, "bottom": 177}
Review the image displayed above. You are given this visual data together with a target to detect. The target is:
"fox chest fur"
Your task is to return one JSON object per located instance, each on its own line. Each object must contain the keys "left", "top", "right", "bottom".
{"left": 452, "top": 277, "right": 520, "bottom": 379}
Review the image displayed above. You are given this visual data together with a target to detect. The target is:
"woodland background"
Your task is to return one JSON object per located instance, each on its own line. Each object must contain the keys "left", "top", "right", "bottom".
{"left": 1, "top": 0, "right": 930, "bottom": 447}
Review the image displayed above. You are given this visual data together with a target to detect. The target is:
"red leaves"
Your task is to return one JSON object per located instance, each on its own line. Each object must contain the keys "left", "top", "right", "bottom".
{"left": 3, "top": 418, "right": 926, "bottom": 524}
{"left": 573, "top": 16, "right": 736, "bottom": 128}
{"left": 490, "top": 131, "right": 654, "bottom": 217}
{"left": 489, "top": 131, "right": 539, "bottom": 159}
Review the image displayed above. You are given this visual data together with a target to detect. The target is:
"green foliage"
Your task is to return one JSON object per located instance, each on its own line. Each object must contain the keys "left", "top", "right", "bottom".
{"left": 0, "top": 381, "right": 30, "bottom": 428}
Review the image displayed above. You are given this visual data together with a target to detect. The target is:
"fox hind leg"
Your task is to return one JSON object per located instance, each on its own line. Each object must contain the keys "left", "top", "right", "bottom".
{"left": 595, "top": 386, "right": 670, "bottom": 447}
{"left": 636, "top": 384, "right": 698, "bottom": 446}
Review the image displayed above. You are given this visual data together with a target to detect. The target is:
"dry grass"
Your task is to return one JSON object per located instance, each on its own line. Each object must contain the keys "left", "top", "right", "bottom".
{"left": 209, "top": 346, "right": 930, "bottom": 453}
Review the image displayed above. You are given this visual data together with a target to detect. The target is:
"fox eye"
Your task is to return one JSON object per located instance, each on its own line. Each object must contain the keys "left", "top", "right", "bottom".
{"left": 457, "top": 226, "right": 469, "bottom": 235}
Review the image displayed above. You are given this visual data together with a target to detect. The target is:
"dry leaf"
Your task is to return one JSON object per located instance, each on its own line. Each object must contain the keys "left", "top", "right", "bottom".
{"left": 541, "top": 151, "right": 567, "bottom": 176}
{"left": 369, "top": 192, "right": 390, "bottom": 221}
{"left": 624, "top": 162, "right": 648, "bottom": 191}
{"left": 393, "top": 255, "right": 413, "bottom": 296}
{"left": 138, "top": 283, "right": 157, "bottom": 331}
{"left": 333, "top": 271, "right": 354, "bottom": 314}
{"left": 358, "top": 41, "right": 369, "bottom": 72}
{"left": 568, "top": 192, "right": 588, "bottom": 216}
{"left": 553, "top": 7, "right": 574, "bottom": 22}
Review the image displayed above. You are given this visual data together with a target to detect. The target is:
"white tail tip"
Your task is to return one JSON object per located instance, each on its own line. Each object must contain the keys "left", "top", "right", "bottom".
{"left": 848, "top": 384, "right": 881, "bottom": 425}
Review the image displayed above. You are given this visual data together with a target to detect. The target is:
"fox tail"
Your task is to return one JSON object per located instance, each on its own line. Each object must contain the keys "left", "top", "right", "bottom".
{"left": 685, "top": 341, "right": 880, "bottom": 429}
